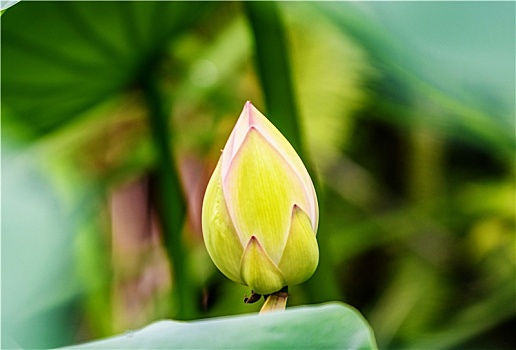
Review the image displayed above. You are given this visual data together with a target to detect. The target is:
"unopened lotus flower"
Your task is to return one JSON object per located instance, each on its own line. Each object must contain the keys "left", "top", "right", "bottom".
{"left": 202, "top": 101, "right": 319, "bottom": 295}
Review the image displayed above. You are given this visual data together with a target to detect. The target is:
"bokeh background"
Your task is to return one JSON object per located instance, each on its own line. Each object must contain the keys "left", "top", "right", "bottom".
{"left": 2, "top": 1, "right": 514, "bottom": 349}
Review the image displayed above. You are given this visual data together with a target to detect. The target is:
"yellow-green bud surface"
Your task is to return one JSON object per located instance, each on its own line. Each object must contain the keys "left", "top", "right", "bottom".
{"left": 202, "top": 101, "right": 319, "bottom": 295}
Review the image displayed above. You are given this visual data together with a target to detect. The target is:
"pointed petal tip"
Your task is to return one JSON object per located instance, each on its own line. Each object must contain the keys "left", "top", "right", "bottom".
{"left": 238, "top": 101, "right": 255, "bottom": 126}
{"left": 246, "top": 235, "right": 259, "bottom": 247}
{"left": 291, "top": 203, "right": 305, "bottom": 216}
{"left": 242, "top": 101, "right": 265, "bottom": 127}
{"left": 291, "top": 204, "right": 317, "bottom": 234}
{"left": 241, "top": 234, "right": 286, "bottom": 295}
{"left": 243, "top": 101, "right": 254, "bottom": 116}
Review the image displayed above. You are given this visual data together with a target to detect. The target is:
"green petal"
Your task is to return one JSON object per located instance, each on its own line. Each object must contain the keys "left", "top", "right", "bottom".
{"left": 240, "top": 236, "right": 286, "bottom": 295}
{"left": 222, "top": 102, "right": 319, "bottom": 229}
{"left": 278, "top": 206, "right": 319, "bottom": 286}
{"left": 245, "top": 102, "right": 319, "bottom": 229}
{"left": 224, "top": 128, "right": 311, "bottom": 263}
{"left": 202, "top": 158, "right": 244, "bottom": 284}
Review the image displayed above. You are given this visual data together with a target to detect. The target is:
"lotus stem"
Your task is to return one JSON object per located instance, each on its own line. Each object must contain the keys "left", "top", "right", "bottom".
{"left": 259, "top": 286, "right": 289, "bottom": 314}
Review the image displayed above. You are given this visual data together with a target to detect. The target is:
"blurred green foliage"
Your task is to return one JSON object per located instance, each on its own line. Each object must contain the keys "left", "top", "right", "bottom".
{"left": 2, "top": 1, "right": 514, "bottom": 349}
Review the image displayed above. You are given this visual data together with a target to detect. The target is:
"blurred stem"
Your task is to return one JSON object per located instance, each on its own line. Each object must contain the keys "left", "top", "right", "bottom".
{"left": 243, "top": 1, "right": 304, "bottom": 156}
{"left": 407, "top": 122, "right": 444, "bottom": 202}
{"left": 142, "top": 71, "right": 196, "bottom": 320}
{"left": 304, "top": 197, "right": 343, "bottom": 303}
{"left": 259, "top": 287, "right": 289, "bottom": 314}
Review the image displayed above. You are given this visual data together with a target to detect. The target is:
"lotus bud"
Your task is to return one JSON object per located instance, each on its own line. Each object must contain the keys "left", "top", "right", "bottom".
{"left": 202, "top": 101, "right": 319, "bottom": 295}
